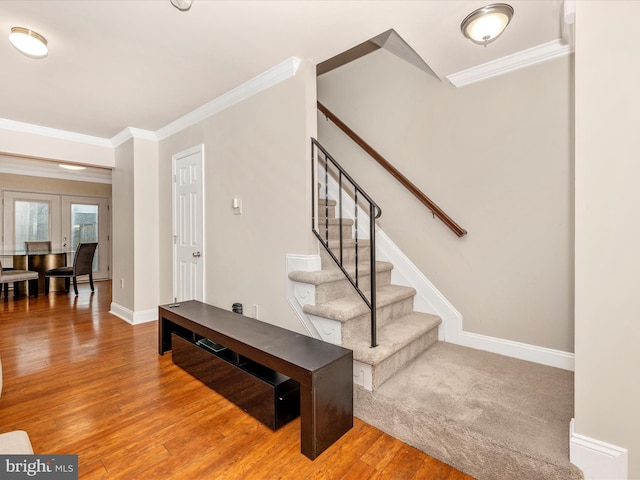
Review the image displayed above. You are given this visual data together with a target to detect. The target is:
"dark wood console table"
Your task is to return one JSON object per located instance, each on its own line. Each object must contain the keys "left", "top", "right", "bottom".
{"left": 158, "top": 300, "right": 353, "bottom": 460}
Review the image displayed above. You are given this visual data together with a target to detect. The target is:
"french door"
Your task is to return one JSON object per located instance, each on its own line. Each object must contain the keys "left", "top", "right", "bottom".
{"left": 3, "top": 191, "right": 110, "bottom": 280}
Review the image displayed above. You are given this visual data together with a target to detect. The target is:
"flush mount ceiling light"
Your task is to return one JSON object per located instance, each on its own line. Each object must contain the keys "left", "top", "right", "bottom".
{"left": 9, "top": 27, "right": 48, "bottom": 58}
{"left": 170, "top": 0, "right": 192, "bottom": 11}
{"left": 461, "top": 3, "right": 514, "bottom": 46}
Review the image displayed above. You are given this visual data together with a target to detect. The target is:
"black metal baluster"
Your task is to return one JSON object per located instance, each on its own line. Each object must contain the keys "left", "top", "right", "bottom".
{"left": 369, "top": 202, "right": 377, "bottom": 348}
{"left": 310, "top": 138, "right": 381, "bottom": 349}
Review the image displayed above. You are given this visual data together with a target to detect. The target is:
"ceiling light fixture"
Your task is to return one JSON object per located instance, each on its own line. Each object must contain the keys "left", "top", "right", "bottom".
{"left": 9, "top": 27, "right": 48, "bottom": 58}
{"left": 59, "top": 164, "right": 86, "bottom": 171}
{"left": 170, "top": 0, "right": 192, "bottom": 11}
{"left": 461, "top": 3, "right": 514, "bottom": 46}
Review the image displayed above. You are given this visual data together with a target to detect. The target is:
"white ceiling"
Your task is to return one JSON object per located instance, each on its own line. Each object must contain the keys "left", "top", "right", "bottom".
{"left": 0, "top": 0, "right": 567, "bottom": 140}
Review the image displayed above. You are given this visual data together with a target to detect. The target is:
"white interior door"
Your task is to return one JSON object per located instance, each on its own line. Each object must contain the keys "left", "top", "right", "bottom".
{"left": 173, "top": 145, "right": 204, "bottom": 302}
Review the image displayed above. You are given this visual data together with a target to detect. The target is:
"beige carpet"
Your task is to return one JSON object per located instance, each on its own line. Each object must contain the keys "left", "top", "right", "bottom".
{"left": 354, "top": 342, "right": 583, "bottom": 480}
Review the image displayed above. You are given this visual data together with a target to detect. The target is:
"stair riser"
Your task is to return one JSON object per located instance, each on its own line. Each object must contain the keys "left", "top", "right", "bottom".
{"left": 314, "top": 270, "right": 392, "bottom": 304}
{"left": 320, "top": 245, "right": 371, "bottom": 268}
{"left": 317, "top": 206, "right": 336, "bottom": 219}
{"left": 370, "top": 328, "right": 439, "bottom": 390}
{"left": 316, "top": 223, "right": 353, "bottom": 241}
{"left": 342, "top": 297, "right": 415, "bottom": 342}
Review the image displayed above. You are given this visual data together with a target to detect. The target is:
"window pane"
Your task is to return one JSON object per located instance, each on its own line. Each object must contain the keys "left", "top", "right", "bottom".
{"left": 15, "top": 201, "right": 49, "bottom": 250}
{"left": 71, "top": 204, "right": 98, "bottom": 270}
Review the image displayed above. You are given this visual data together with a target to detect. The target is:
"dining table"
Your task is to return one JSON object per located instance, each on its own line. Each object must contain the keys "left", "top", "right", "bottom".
{"left": 1, "top": 250, "right": 73, "bottom": 295}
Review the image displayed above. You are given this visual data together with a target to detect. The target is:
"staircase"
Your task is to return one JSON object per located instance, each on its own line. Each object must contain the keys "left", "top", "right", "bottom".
{"left": 286, "top": 138, "right": 582, "bottom": 479}
{"left": 289, "top": 197, "right": 441, "bottom": 391}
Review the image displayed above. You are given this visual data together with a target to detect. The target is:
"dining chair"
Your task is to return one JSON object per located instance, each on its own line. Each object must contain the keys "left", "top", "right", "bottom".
{"left": 0, "top": 260, "right": 39, "bottom": 298}
{"left": 25, "top": 241, "right": 52, "bottom": 253}
{"left": 44, "top": 242, "right": 98, "bottom": 295}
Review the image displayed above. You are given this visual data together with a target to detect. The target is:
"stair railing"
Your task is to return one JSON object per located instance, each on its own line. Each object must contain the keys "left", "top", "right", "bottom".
{"left": 318, "top": 101, "right": 467, "bottom": 238}
{"left": 312, "top": 138, "right": 381, "bottom": 348}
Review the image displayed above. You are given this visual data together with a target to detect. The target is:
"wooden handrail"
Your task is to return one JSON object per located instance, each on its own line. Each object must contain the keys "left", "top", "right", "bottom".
{"left": 317, "top": 101, "right": 467, "bottom": 238}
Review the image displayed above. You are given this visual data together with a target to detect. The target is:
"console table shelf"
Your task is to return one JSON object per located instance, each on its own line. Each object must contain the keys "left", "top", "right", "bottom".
{"left": 158, "top": 300, "right": 353, "bottom": 460}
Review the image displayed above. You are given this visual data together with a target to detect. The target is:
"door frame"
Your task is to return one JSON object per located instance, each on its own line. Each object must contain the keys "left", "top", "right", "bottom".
{"left": 172, "top": 144, "right": 205, "bottom": 302}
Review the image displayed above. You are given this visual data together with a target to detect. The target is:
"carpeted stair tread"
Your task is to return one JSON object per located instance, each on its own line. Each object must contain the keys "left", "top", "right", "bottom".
{"left": 302, "top": 284, "right": 416, "bottom": 322}
{"left": 288, "top": 261, "right": 393, "bottom": 285}
{"left": 324, "top": 238, "right": 371, "bottom": 249}
{"left": 317, "top": 217, "right": 353, "bottom": 226}
{"left": 344, "top": 312, "right": 441, "bottom": 366}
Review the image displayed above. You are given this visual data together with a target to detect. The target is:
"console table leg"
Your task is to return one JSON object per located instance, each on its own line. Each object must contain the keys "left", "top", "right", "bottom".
{"left": 300, "top": 354, "right": 353, "bottom": 460}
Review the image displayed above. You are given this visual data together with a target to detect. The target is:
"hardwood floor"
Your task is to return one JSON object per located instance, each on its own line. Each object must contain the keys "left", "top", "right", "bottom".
{"left": 0, "top": 282, "right": 474, "bottom": 479}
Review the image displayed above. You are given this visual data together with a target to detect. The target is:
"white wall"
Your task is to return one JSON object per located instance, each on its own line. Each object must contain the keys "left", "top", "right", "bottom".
{"left": 132, "top": 138, "right": 159, "bottom": 313}
{"left": 0, "top": 126, "right": 113, "bottom": 168}
{"left": 111, "top": 139, "right": 135, "bottom": 311}
{"left": 158, "top": 60, "right": 317, "bottom": 332}
{"left": 0, "top": 172, "right": 111, "bottom": 197}
{"left": 110, "top": 137, "right": 159, "bottom": 320}
{"left": 318, "top": 49, "right": 574, "bottom": 352}
{"left": 574, "top": 1, "right": 640, "bottom": 477}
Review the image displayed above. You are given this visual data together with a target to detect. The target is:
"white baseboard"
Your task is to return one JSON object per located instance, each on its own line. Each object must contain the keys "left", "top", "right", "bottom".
{"left": 450, "top": 329, "right": 575, "bottom": 371}
{"left": 570, "top": 419, "right": 628, "bottom": 480}
{"left": 109, "top": 303, "right": 157, "bottom": 325}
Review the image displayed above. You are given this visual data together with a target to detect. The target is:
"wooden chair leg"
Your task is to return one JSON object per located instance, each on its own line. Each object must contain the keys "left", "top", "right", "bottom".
{"left": 2, "top": 283, "right": 6, "bottom": 300}
{"left": 64, "top": 278, "right": 70, "bottom": 292}
{"left": 31, "top": 279, "right": 38, "bottom": 298}
{"left": 73, "top": 276, "right": 78, "bottom": 295}
{"left": 45, "top": 277, "right": 50, "bottom": 295}
{"left": 89, "top": 273, "right": 94, "bottom": 292}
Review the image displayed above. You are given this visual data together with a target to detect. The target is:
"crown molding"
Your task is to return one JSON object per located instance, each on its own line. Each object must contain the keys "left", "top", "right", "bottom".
{"left": 155, "top": 56, "right": 302, "bottom": 140}
{"left": 0, "top": 117, "right": 113, "bottom": 148}
{"left": 111, "top": 127, "right": 158, "bottom": 148}
{"left": 447, "top": 39, "right": 574, "bottom": 87}
{"left": 0, "top": 56, "right": 301, "bottom": 151}
{"left": 0, "top": 156, "right": 112, "bottom": 184}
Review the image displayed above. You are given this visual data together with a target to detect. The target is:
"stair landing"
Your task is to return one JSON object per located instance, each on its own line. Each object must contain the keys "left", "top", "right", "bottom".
{"left": 355, "top": 342, "right": 583, "bottom": 480}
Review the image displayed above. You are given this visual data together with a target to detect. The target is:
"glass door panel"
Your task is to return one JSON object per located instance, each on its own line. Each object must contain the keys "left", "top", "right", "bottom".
{"left": 61, "top": 196, "right": 110, "bottom": 280}
{"left": 3, "top": 191, "right": 61, "bottom": 255}
{"left": 15, "top": 200, "right": 50, "bottom": 247}
{"left": 71, "top": 204, "right": 99, "bottom": 271}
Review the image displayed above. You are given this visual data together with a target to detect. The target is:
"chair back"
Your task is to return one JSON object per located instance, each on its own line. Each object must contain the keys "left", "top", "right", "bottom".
{"left": 25, "top": 241, "right": 52, "bottom": 253}
{"left": 73, "top": 243, "right": 98, "bottom": 276}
